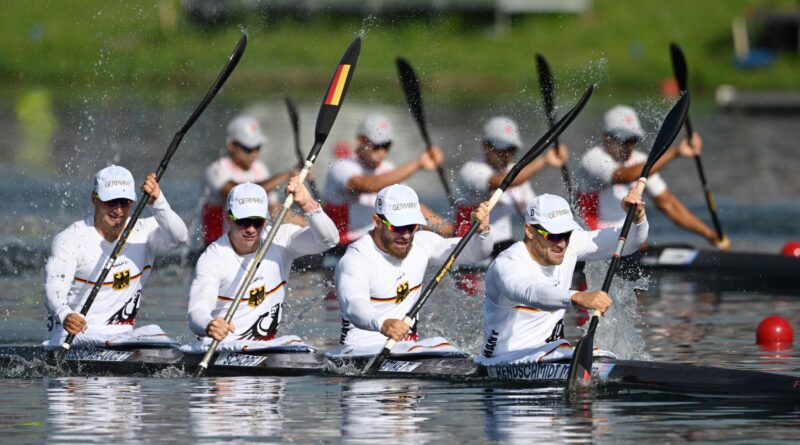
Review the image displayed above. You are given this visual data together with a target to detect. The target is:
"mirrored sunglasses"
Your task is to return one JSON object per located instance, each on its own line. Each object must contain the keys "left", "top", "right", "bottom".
{"left": 377, "top": 214, "right": 418, "bottom": 234}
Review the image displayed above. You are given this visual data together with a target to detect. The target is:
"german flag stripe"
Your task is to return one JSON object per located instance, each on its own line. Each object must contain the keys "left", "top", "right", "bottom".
{"left": 369, "top": 283, "right": 422, "bottom": 302}
{"left": 407, "top": 342, "right": 451, "bottom": 352}
{"left": 324, "top": 64, "right": 350, "bottom": 106}
{"left": 218, "top": 280, "right": 286, "bottom": 302}
{"left": 74, "top": 265, "right": 152, "bottom": 286}
{"left": 512, "top": 305, "right": 542, "bottom": 313}
{"left": 370, "top": 296, "right": 395, "bottom": 302}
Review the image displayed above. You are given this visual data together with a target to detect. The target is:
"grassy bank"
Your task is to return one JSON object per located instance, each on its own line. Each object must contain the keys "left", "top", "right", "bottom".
{"left": 1, "top": 0, "right": 798, "bottom": 105}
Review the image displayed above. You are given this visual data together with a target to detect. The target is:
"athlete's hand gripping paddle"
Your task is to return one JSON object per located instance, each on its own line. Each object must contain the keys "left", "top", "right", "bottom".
{"left": 365, "top": 85, "right": 595, "bottom": 375}
{"left": 194, "top": 37, "right": 361, "bottom": 377}
{"left": 567, "top": 92, "right": 691, "bottom": 391}
{"left": 56, "top": 34, "right": 248, "bottom": 364}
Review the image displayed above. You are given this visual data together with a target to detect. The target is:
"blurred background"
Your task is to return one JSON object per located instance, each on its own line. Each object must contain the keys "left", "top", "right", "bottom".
{"left": 1, "top": 0, "right": 799, "bottom": 270}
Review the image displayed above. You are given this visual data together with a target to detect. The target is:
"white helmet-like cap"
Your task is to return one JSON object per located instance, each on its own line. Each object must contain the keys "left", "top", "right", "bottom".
{"left": 94, "top": 165, "right": 136, "bottom": 202}
{"left": 375, "top": 184, "right": 427, "bottom": 227}
{"left": 226, "top": 115, "right": 268, "bottom": 149}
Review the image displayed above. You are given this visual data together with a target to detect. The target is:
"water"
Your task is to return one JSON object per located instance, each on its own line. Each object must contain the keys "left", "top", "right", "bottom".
{"left": 1, "top": 99, "right": 800, "bottom": 443}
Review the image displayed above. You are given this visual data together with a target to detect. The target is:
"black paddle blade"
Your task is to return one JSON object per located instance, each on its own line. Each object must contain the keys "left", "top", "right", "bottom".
{"left": 670, "top": 42, "right": 689, "bottom": 93}
{"left": 284, "top": 96, "right": 303, "bottom": 159}
{"left": 313, "top": 36, "right": 361, "bottom": 154}
{"left": 396, "top": 57, "right": 430, "bottom": 145}
{"left": 503, "top": 84, "right": 594, "bottom": 191}
{"left": 285, "top": 96, "right": 300, "bottom": 136}
{"left": 535, "top": 53, "right": 557, "bottom": 126}
{"left": 567, "top": 316, "right": 598, "bottom": 390}
{"left": 641, "top": 92, "right": 691, "bottom": 178}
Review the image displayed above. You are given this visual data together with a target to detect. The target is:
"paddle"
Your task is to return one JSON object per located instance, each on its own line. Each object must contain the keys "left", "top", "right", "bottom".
{"left": 194, "top": 37, "right": 361, "bottom": 377}
{"left": 536, "top": 54, "right": 574, "bottom": 204}
{"left": 365, "top": 85, "right": 595, "bottom": 375}
{"left": 395, "top": 57, "right": 455, "bottom": 207}
{"left": 55, "top": 34, "right": 248, "bottom": 364}
{"left": 566, "top": 92, "right": 691, "bottom": 391}
{"left": 284, "top": 96, "right": 321, "bottom": 199}
{"left": 669, "top": 43, "right": 725, "bottom": 243}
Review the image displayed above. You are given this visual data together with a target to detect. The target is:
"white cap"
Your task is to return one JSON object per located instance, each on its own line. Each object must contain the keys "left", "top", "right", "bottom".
{"left": 603, "top": 105, "right": 645, "bottom": 140}
{"left": 226, "top": 115, "right": 268, "bottom": 149}
{"left": 356, "top": 113, "right": 393, "bottom": 145}
{"left": 482, "top": 116, "right": 523, "bottom": 150}
{"left": 227, "top": 182, "right": 268, "bottom": 220}
{"left": 94, "top": 165, "right": 136, "bottom": 202}
{"left": 374, "top": 184, "right": 427, "bottom": 227}
{"left": 525, "top": 194, "right": 581, "bottom": 234}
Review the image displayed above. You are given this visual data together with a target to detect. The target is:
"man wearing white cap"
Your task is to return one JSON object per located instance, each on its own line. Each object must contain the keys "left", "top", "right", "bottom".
{"left": 476, "top": 188, "right": 647, "bottom": 366}
{"left": 456, "top": 116, "right": 568, "bottom": 253}
{"left": 202, "top": 115, "right": 301, "bottom": 245}
{"left": 43, "top": 165, "right": 188, "bottom": 347}
{"left": 186, "top": 177, "right": 338, "bottom": 352}
{"left": 575, "top": 105, "right": 729, "bottom": 250}
{"left": 329, "top": 184, "right": 492, "bottom": 357}
{"left": 323, "top": 112, "right": 452, "bottom": 246}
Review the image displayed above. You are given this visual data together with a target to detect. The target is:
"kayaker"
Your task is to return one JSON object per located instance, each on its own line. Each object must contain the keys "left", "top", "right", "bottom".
{"left": 43, "top": 165, "right": 188, "bottom": 348}
{"left": 476, "top": 187, "right": 647, "bottom": 365}
{"left": 185, "top": 178, "right": 338, "bottom": 352}
{"left": 456, "top": 116, "right": 568, "bottom": 255}
{"left": 322, "top": 112, "right": 453, "bottom": 246}
{"left": 201, "top": 114, "right": 301, "bottom": 245}
{"left": 575, "top": 105, "right": 730, "bottom": 250}
{"left": 328, "top": 184, "right": 492, "bottom": 359}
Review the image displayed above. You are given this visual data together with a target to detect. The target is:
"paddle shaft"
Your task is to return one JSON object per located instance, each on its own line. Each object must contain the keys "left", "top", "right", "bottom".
{"left": 194, "top": 36, "right": 361, "bottom": 377}
{"left": 57, "top": 35, "right": 248, "bottom": 363}
{"left": 396, "top": 58, "right": 455, "bottom": 207}
{"left": 285, "top": 97, "right": 320, "bottom": 199}
{"left": 366, "top": 85, "right": 595, "bottom": 375}
{"left": 536, "top": 54, "right": 574, "bottom": 204}
{"left": 368, "top": 188, "right": 502, "bottom": 372}
{"left": 670, "top": 42, "right": 724, "bottom": 242}
{"left": 567, "top": 92, "right": 691, "bottom": 390}
{"left": 195, "top": 157, "right": 316, "bottom": 376}
{"left": 684, "top": 118, "right": 724, "bottom": 241}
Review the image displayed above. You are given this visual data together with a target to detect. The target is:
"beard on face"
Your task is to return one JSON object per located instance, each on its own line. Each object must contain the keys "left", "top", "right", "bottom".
{"left": 379, "top": 226, "right": 412, "bottom": 259}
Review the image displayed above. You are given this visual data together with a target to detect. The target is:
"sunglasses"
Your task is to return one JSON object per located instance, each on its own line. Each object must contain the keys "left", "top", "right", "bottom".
{"left": 234, "top": 142, "right": 262, "bottom": 153}
{"left": 533, "top": 225, "right": 572, "bottom": 243}
{"left": 96, "top": 195, "right": 133, "bottom": 209}
{"left": 367, "top": 141, "right": 392, "bottom": 151}
{"left": 377, "top": 214, "right": 418, "bottom": 234}
{"left": 229, "top": 214, "right": 266, "bottom": 229}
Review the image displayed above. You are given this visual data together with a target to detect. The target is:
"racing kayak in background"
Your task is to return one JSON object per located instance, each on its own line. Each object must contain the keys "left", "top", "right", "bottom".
{"left": 627, "top": 243, "right": 800, "bottom": 295}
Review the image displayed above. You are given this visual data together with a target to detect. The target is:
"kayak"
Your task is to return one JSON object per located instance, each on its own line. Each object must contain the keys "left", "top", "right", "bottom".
{"left": 3, "top": 345, "right": 799, "bottom": 399}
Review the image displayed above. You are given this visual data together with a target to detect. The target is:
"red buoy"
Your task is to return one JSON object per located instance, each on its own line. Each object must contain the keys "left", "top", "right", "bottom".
{"left": 756, "top": 315, "right": 794, "bottom": 345}
{"left": 780, "top": 241, "right": 800, "bottom": 258}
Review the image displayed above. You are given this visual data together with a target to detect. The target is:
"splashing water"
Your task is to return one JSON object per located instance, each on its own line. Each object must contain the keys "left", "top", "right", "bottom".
{"left": 358, "top": 15, "right": 379, "bottom": 39}
{"left": 582, "top": 259, "right": 651, "bottom": 360}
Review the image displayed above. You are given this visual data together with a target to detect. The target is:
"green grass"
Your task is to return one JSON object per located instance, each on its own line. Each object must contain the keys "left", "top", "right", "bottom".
{"left": 1, "top": 0, "right": 798, "bottom": 105}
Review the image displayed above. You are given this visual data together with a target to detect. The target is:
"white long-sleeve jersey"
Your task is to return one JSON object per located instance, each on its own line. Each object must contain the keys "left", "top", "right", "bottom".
{"left": 187, "top": 207, "right": 338, "bottom": 341}
{"left": 43, "top": 194, "right": 188, "bottom": 342}
{"left": 335, "top": 229, "right": 494, "bottom": 346}
{"left": 479, "top": 219, "right": 648, "bottom": 360}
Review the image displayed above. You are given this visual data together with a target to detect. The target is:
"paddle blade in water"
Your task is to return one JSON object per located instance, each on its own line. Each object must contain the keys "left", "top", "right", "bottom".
{"left": 568, "top": 316, "right": 598, "bottom": 390}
